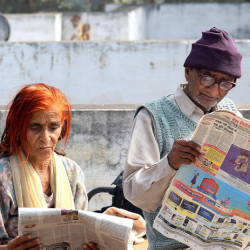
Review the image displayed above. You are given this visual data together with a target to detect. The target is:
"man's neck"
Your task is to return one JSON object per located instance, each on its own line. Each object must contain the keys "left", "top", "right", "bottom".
{"left": 183, "top": 84, "right": 216, "bottom": 113}
{"left": 204, "top": 108, "right": 213, "bottom": 115}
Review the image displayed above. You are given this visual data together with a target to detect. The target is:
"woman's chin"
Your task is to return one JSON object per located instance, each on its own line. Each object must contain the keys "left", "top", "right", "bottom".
{"left": 29, "top": 149, "right": 54, "bottom": 163}
{"left": 39, "top": 150, "right": 53, "bottom": 159}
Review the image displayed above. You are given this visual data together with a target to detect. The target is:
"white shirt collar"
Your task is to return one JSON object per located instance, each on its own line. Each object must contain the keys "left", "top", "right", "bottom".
{"left": 173, "top": 84, "right": 204, "bottom": 118}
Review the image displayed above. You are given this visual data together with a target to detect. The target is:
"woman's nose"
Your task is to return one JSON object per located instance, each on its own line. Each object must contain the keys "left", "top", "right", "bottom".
{"left": 40, "top": 129, "right": 50, "bottom": 142}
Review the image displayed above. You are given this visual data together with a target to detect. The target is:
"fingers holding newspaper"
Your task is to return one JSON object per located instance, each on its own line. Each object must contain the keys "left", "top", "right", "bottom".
{"left": 6, "top": 234, "right": 42, "bottom": 250}
{"left": 82, "top": 242, "right": 99, "bottom": 250}
{"left": 168, "top": 139, "right": 201, "bottom": 169}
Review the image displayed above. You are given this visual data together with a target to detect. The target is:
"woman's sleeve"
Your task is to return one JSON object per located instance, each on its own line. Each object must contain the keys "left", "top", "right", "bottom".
{"left": 62, "top": 157, "right": 88, "bottom": 211}
{"left": 0, "top": 196, "right": 10, "bottom": 245}
{"left": 0, "top": 158, "right": 17, "bottom": 244}
{"left": 73, "top": 166, "right": 88, "bottom": 211}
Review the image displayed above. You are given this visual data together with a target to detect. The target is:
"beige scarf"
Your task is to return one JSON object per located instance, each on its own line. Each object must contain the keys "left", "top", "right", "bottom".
{"left": 10, "top": 151, "right": 75, "bottom": 209}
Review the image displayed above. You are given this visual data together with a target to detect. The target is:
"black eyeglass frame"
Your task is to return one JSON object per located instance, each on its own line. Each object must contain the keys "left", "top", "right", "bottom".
{"left": 195, "top": 68, "right": 236, "bottom": 91}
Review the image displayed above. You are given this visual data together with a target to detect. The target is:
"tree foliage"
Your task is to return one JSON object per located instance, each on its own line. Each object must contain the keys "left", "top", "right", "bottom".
{"left": 0, "top": 0, "right": 105, "bottom": 13}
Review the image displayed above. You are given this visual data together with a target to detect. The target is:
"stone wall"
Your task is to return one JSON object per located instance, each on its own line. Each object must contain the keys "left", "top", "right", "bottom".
{"left": 0, "top": 104, "right": 249, "bottom": 210}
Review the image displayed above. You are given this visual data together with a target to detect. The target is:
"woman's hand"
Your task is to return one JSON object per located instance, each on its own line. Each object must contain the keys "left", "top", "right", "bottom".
{"left": 6, "top": 234, "right": 42, "bottom": 250}
{"left": 82, "top": 242, "right": 99, "bottom": 250}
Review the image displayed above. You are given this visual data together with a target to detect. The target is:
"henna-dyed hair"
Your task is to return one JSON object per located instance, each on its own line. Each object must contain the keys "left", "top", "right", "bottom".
{"left": 0, "top": 83, "right": 72, "bottom": 159}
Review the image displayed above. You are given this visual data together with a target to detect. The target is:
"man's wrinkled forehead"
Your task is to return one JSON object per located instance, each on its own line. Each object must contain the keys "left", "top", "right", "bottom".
{"left": 199, "top": 68, "right": 235, "bottom": 81}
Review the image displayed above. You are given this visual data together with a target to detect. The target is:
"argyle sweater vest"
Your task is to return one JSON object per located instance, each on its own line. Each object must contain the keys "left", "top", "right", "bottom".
{"left": 134, "top": 96, "right": 238, "bottom": 250}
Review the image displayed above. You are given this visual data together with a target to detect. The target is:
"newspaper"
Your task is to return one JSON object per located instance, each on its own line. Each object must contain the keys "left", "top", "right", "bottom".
{"left": 18, "top": 208, "right": 133, "bottom": 250}
{"left": 153, "top": 110, "right": 250, "bottom": 250}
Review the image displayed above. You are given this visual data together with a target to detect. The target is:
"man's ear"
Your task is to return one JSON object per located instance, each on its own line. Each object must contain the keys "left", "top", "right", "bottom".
{"left": 185, "top": 67, "right": 190, "bottom": 82}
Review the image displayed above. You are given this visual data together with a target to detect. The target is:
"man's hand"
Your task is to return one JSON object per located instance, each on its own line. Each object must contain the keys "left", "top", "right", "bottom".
{"left": 168, "top": 139, "right": 201, "bottom": 170}
{"left": 6, "top": 234, "right": 42, "bottom": 250}
{"left": 82, "top": 242, "right": 99, "bottom": 250}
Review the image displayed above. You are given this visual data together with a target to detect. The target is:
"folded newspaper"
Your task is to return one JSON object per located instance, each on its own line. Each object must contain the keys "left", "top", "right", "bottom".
{"left": 153, "top": 110, "right": 250, "bottom": 250}
{"left": 18, "top": 208, "right": 133, "bottom": 250}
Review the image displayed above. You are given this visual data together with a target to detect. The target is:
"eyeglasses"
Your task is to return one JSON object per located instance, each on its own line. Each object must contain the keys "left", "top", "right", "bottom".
{"left": 195, "top": 68, "right": 236, "bottom": 91}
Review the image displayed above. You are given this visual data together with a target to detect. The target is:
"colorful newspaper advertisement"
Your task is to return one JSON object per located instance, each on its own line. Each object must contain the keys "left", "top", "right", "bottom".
{"left": 18, "top": 208, "right": 133, "bottom": 250}
{"left": 153, "top": 110, "right": 250, "bottom": 250}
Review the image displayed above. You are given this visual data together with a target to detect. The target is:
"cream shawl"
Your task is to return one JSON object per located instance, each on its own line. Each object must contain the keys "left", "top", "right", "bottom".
{"left": 10, "top": 152, "right": 75, "bottom": 209}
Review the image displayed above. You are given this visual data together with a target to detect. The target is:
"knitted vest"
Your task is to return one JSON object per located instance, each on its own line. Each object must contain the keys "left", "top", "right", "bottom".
{"left": 135, "top": 96, "right": 238, "bottom": 250}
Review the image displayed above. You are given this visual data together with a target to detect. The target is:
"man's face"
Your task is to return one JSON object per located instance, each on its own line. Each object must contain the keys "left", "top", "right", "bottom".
{"left": 184, "top": 67, "right": 236, "bottom": 112}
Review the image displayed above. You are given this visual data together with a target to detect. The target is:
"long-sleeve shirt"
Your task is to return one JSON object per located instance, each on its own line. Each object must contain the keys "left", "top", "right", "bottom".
{"left": 123, "top": 85, "right": 241, "bottom": 213}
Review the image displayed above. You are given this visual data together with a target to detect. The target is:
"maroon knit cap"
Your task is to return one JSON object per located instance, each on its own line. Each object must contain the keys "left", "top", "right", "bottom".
{"left": 184, "top": 27, "right": 242, "bottom": 78}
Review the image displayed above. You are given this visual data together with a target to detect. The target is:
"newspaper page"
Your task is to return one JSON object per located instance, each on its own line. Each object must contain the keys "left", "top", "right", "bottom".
{"left": 18, "top": 208, "right": 133, "bottom": 250}
{"left": 153, "top": 110, "right": 250, "bottom": 250}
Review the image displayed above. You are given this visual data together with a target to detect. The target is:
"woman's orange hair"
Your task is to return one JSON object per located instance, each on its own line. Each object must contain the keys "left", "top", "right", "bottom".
{"left": 0, "top": 83, "right": 72, "bottom": 158}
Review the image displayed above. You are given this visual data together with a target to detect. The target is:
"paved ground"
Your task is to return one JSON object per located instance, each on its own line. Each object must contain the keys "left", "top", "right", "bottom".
{"left": 133, "top": 239, "right": 148, "bottom": 250}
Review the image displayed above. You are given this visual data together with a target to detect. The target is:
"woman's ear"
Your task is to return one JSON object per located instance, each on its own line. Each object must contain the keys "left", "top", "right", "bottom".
{"left": 58, "top": 135, "right": 62, "bottom": 141}
{"left": 185, "top": 67, "right": 190, "bottom": 82}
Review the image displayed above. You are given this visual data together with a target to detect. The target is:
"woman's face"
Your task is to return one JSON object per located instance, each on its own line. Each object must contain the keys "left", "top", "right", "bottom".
{"left": 25, "top": 109, "right": 62, "bottom": 165}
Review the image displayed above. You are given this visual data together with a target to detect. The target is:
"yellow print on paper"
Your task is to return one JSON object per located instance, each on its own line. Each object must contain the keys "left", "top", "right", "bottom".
{"left": 196, "top": 145, "right": 226, "bottom": 175}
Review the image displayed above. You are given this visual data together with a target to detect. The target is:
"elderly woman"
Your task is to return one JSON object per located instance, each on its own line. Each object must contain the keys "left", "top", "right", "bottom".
{"left": 0, "top": 84, "right": 98, "bottom": 250}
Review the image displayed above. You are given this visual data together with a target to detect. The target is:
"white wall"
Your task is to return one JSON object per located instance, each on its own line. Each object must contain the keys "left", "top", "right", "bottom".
{"left": 0, "top": 41, "right": 250, "bottom": 105}
{"left": 61, "top": 12, "right": 129, "bottom": 41}
{"left": 128, "top": 6, "right": 147, "bottom": 40}
{"left": 6, "top": 13, "right": 61, "bottom": 42}
{"left": 5, "top": 12, "right": 129, "bottom": 42}
{"left": 5, "top": 3, "right": 250, "bottom": 42}
{"left": 105, "top": 4, "right": 121, "bottom": 12}
{"left": 146, "top": 3, "right": 250, "bottom": 39}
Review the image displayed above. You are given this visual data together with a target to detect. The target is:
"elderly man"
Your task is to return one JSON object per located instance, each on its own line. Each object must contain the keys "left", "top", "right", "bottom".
{"left": 123, "top": 27, "right": 242, "bottom": 250}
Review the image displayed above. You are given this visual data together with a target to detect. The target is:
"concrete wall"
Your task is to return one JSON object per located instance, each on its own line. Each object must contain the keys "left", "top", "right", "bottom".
{"left": 1, "top": 41, "right": 250, "bottom": 105}
{"left": 0, "top": 104, "right": 249, "bottom": 211}
{"left": 128, "top": 6, "right": 147, "bottom": 40}
{"left": 61, "top": 12, "right": 129, "bottom": 41}
{"left": 5, "top": 12, "right": 129, "bottom": 42}
{"left": 146, "top": 3, "right": 250, "bottom": 40}
{"left": 4, "top": 3, "right": 250, "bottom": 41}
{"left": 6, "top": 9, "right": 132, "bottom": 42}
{"left": 105, "top": 4, "right": 121, "bottom": 12}
{"left": 6, "top": 13, "right": 62, "bottom": 42}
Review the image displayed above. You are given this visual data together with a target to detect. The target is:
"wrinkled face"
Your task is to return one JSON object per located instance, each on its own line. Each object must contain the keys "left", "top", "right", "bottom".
{"left": 25, "top": 109, "right": 62, "bottom": 164}
{"left": 184, "top": 67, "right": 236, "bottom": 112}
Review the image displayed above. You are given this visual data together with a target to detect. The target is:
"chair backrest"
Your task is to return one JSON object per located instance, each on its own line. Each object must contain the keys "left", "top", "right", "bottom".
{"left": 88, "top": 171, "right": 144, "bottom": 218}
{"left": 111, "top": 171, "right": 144, "bottom": 217}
